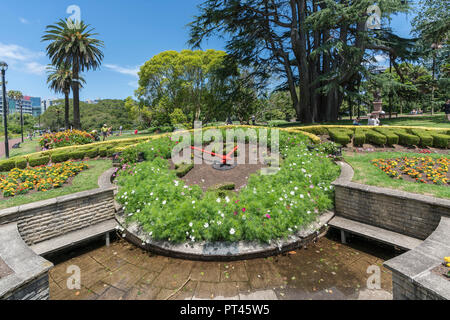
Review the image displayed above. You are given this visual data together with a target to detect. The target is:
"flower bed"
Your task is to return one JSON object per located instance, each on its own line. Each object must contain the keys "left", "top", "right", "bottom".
{"left": 115, "top": 128, "right": 340, "bottom": 244}
{"left": 39, "top": 130, "right": 95, "bottom": 150}
{"left": 371, "top": 156, "right": 449, "bottom": 185}
{"left": 0, "top": 161, "right": 89, "bottom": 197}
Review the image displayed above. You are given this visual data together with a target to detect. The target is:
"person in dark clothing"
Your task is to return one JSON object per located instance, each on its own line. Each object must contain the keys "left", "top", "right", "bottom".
{"left": 444, "top": 99, "right": 450, "bottom": 121}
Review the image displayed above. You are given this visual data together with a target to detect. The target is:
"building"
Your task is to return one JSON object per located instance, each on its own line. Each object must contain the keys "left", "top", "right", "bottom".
{"left": 0, "top": 94, "right": 40, "bottom": 117}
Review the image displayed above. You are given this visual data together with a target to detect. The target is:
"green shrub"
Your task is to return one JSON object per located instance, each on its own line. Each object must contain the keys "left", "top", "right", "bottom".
{"left": 430, "top": 133, "right": 450, "bottom": 148}
{"left": 85, "top": 148, "right": 99, "bottom": 159}
{"left": 328, "top": 128, "right": 353, "bottom": 146}
{"left": 51, "top": 152, "right": 71, "bottom": 163}
{"left": 209, "top": 182, "right": 236, "bottom": 191}
{"left": 28, "top": 155, "right": 50, "bottom": 167}
{"left": 69, "top": 150, "right": 86, "bottom": 160}
{"left": 175, "top": 163, "right": 194, "bottom": 178}
{"left": 365, "top": 130, "right": 387, "bottom": 146}
{"left": 0, "top": 159, "right": 16, "bottom": 172}
{"left": 409, "top": 129, "right": 434, "bottom": 147}
{"left": 375, "top": 128, "right": 399, "bottom": 146}
{"left": 301, "top": 126, "right": 329, "bottom": 136}
{"left": 15, "top": 157, "right": 28, "bottom": 169}
{"left": 394, "top": 130, "right": 420, "bottom": 146}
{"left": 353, "top": 129, "right": 366, "bottom": 146}
{"left": 99, "top": 147, "right": 108, "bottom": 157}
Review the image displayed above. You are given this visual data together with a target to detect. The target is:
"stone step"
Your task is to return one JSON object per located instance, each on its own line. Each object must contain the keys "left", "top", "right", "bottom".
{"left": 329, "top": 216, "right": 422, "bottom": 251}
{"left": 31, "top": 219, "right": 118, "bottom": 256}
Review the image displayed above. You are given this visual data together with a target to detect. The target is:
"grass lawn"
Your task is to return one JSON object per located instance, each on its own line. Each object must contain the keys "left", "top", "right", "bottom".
{"left": 344, "top": 151, "right": 450, "bottom": 199}
{"left": 0, "top": 159, "right": 112, "bottom": 210}
{"left": 8, "top": 139, "right": 40, "bottom": 158}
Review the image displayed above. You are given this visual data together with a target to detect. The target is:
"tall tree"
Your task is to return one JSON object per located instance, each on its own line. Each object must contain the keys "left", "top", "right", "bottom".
{"left": 46, "top": 65, "right": 85, "bottom": 130}
{"left": 42, "top": 19, "right": 104, "bottom": 129}
{"left": 189, "top": 0, "right": 410, "bottom": 123}
{"left": 7, "top": 90, "right": 24, "bottom": 142}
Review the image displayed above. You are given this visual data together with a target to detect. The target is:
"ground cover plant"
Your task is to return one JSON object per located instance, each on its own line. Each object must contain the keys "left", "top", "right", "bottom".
{"left": 115, "top": 128, "right": 340, "bottom": 244}
{"left": 0, "top": 161, "right": 89, "bottom": 197}
{"left": 372, "top": 156, "right": 449, "bottom": 185}
{"left": 0, "top": 160, "right": 111, "bottom": 210}
{"left": 345, "top": 151, "right": 450, "bottom": 199}
{"left": 39, "top": 130, "right": 95, "bottom": 149}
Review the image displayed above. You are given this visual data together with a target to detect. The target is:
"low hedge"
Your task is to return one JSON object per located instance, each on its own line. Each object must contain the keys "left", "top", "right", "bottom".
{"left": 365, "top": 130, "right": 387, "bottom": 146}
{"left": 28, "top": 155, "right": 50, "bottom": 167}
{"left": 51, "top": 152, "right": 71, "bottom": 163}
{"left": 69, "top": 150, "right": 86, "bottom": 160}
{"left": 409, "top": 129, "right": 434, "bottom": 147}
{"left": 328, "top": 128, "right": 353, "bottom": 146}
{"left": 15, "top": 158, "right": 28, "bottom": 169}
{"left": 175, "top": 163, "right": 194, "bottom": 178}
{"left": 0, "top": 159, "right": 16, "bottom": 172}
{"left": 393, "top": 129, "right": 420, "bottom": 147}
{"left": 430, "top": 132, "right": 450, "bottom": 148}
{"left": 374, "top": 128, "right": 399, "bottom": 146}
{"left": 353, "top": 129, "right": 366, "bottom": 146}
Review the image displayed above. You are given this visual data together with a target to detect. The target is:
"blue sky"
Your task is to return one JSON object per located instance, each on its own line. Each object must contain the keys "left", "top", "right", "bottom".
{"left": 0, "top": 1, "right": 416, "bottom": 101}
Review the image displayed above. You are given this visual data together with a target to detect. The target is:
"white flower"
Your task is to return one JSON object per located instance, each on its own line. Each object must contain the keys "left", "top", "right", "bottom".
{"left": 290, "top": 191, "right": 295, "bottom": 196}
{"left": 225, "top": 197, "right": 230, "bottom": 203}
{"left": 150, "top": 192, "right": 153, "bottom": 196}
{"left": 149, "top": 232, "right": 153, "bottom": 236}
{"left": 162, "top": 200, "right": 167, "bottom": 205}
{"left": 189, "top": 222, "right": 193, "bottom": 227}
{"left": 192, "top": 201, "right": 196, "bottom": 204}
{"left": 301, "top": 169, "right": 306, "bottom": 173}
{"left": 204, "top": 223, "right": 209, "bottom": 229}
{"left": 300, "top": 194, "right": 304, "bottom": 199}
{"left": 230, "top": 228, "right": 236, "bottom": 235}
{"left": 216, "top": 198, "right": 221, "bottom": 203}
{"left": 132, "top": 190, "right": 135, "bottom": 194}
{"left": 217, "top": 221, "right": 222, "bottom": 226}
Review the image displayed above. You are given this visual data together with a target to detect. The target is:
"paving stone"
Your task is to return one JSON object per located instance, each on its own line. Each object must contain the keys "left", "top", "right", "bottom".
{"left": 100, "top": 264, "right": 148, "bottom": 291}
{"left": 193, "top": 282, "right": 240, "bottom": 300}
{"left": 220, "top": 261, "right": 249, "bottom": 282}
{"left": 152, "top": 260, "right": 195, "bottom": 290}
{"left": 97, "top": 286, "right": 126, "bottom": 300}
{"left": 190, "top": 262, "right": 221, "bottom": 282}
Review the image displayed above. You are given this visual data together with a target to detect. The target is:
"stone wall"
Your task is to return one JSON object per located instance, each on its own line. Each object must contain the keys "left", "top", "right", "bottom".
{"left": 0, "top": 188, "right": 116, "bottom": 246}
{"left": 385, "top": 217, "right": 450, "bottom": 300}
{"left": 333, "top": 162, "right": 450, "bottom": 240}
{"left": 3, "top": 274, "right": 50, "bottom": 300}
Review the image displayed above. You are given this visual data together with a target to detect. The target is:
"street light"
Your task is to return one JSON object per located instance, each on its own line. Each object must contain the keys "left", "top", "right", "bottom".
{"left": 0, "top": 61, "right": 9, "bottom": 159}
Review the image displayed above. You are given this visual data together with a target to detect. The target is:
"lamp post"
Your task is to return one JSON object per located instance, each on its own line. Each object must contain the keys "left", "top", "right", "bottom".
{"left": 19, "top": 98, "right": 24, "bottom": 143}
{"left": 0, "top": 61, "right": 9, "bottom": 159}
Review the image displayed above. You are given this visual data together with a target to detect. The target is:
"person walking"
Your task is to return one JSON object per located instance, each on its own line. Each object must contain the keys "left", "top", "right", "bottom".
{"left": 119, "top": 125, "right": 123, "bottom": 136}
{"left": 101, "top": 124, "right": 109, "bottom": 141}
{"left": 444, "top": 99, "right": 450, "bottom": 122}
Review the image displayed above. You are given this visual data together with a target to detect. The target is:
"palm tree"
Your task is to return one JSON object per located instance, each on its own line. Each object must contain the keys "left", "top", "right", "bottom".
{"left": 42, "top": 19, "right": 104, "bottom": 129}
{"left": 46, "top": 65, "right": 85, "bottom": 130}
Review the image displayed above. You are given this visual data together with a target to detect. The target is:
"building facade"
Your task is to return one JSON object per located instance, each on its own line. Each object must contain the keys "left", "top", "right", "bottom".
{"left": 0, "top": 94, "right": 40, "bottom": 116}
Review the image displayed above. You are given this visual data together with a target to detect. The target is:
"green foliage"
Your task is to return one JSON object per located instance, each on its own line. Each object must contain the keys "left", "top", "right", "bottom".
{"left": 354, "top": 129, "right": 366, "bottom": 147}
{"left": 51, "top": 152, "right": 71, "bottom": 163}
{"left": 69, "top": 150, "right": 86, "bottom": 160}
{"left": 209, "top": 183, "right": 236, "bottom": 191}
{"left": 408, "top": 129, "right": 434, "bottom": 147}
{"left": 365, "top": 130, "right": 388, "bottom": 146}
{"left": 28, "top": 156, "right": 50, "bottom": 167}
{"left": 175, "top": 163, "right": 194, "bottom": 178}
{"left": 328, "top": 128, "right": 353, "bottom": 146}
{"left": 115, "top": 129, "right": 340, "bottom": 243}
{"left": 0, "top": 160, "right": 16, "bottom": 172}
{"left": 374, "top": 128, "right": 399, "bottom": 146}
{"left": 393, "top": 129, "right": 421, "bottom": 147}
{"left": 430, "top": 132, "right": 450, "bottom": 148}
{"left": 15, "top": 158, "right": 28, "bottom": 169}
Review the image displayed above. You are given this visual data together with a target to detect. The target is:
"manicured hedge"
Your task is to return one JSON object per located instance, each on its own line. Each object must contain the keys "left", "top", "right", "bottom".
{"left": 175, "top": 163, "right": 194, "bottom": 178}
{"left": 430, "top": 132, "right": 450, "bottom": 148}
{"left": 51, "top": 152, "right": 71, "bottom": 163}
{"left": 15, "top": 158, "right": 28, "bottom": 169}
{"left": 28, "top": 155, "right": 50, "bottom": 167}
{"left": 328, "top": 128, "right": 353, "bottom": 146}
{"left": 69, "top": 150, "right": 86, "bottom": 160}
{"left": 365, "top": 130, "right": 387, "bottom": 146}
{"left": 409, "top": 129, "right": 434, "bottom": 147}
{"left": 374, "top": 128, "right": 399, "bottom": 146}
{"left": 353, "top": 129, "right": 366, "bottom": 146}
{"left": 0, "top": 159, "right": 16, "bottom": 172}
{"left": 394, "top": 129, "right": 421, "bottom": 146}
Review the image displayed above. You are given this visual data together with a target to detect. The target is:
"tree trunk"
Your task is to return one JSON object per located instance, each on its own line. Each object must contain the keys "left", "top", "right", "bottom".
{"left": 64, "top": 91, "right": 70, "bottom": 130}
{"left": 72, "top": 61, "right": 81, "bottom": 130}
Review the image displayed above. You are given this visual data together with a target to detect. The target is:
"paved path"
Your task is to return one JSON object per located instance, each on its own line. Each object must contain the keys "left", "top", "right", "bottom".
{"left": 0, "top": 138, "right": 21, "bottom": 159}
{"left": 49, "top": 236, "right": 396, "bottom": 300}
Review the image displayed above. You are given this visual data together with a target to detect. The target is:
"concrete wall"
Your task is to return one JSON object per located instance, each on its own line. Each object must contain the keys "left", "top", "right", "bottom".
{"left": 0, "top": 188, "right": 116, "bottom": 246}
{"left": 333, "top": 163, "right": 450, "bottom": 240}
{"left": 3, "top": 274, "right": 50, "bottom": 300}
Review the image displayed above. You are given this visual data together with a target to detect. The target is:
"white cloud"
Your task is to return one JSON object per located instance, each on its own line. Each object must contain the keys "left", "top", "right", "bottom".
{"left": 0, "top": 43, "right": 44, "bottom": 62}
{"left": 104, "top": 64, "right": 140, "bottom": 77}
{"left": 19, "top": 17, "right": 29, "bottom": 24}
{"left": 24, "top": 62, "right": 47, "bottom": 75}
{"left": 374, "top": 54, "right": 387, "bottom": 64}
